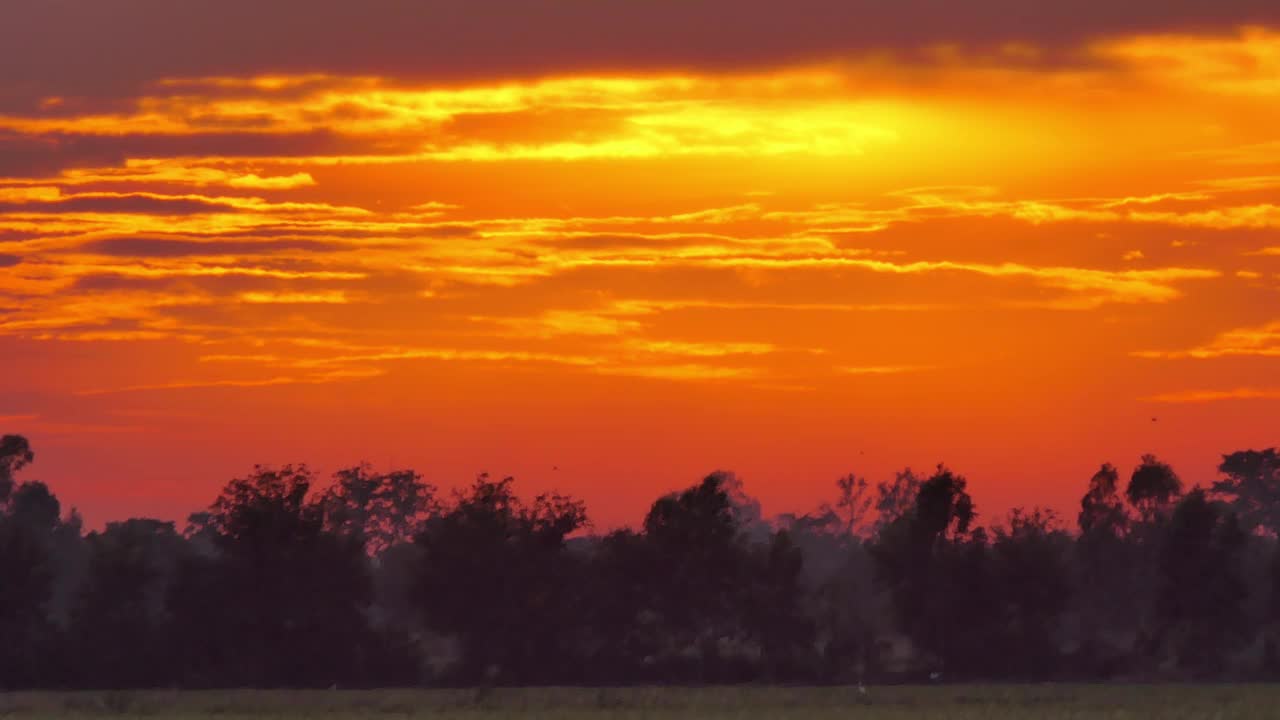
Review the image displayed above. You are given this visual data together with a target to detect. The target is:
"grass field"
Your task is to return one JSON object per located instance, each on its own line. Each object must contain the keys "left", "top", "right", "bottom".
{"left": 1, "top": 685, "right": 1276, "bottom": 719}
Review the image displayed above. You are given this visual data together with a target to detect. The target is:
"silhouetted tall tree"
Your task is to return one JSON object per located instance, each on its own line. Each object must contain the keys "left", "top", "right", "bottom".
{"left": 745, "top": 529, "right": 816, "bottom": 680}
{"left": 1213, "top": 448, "right": 1280, "bottom": 536}
{"left": 871, "top": 465, "right": 996, "bottom": 677}
{"left": 412, "top": 474, "right": 587, "bottom": 684}
{"left": 0, "top": 438, "right": 63, "bottom": 687}
{"left": 0, "top": 434, "right": 34, "bottom": 505}
{"left": 168, "top": 465, "right": 375, "bottom": 686}
{"left": 814, "top": 473, "right": 874, "bottom": 538}
{"left": 1079, "top": 463, "right": 1128, "bottom": 537}
{"left": 1074, "top": 463, "right": 1141, "bottom": 677}
{"left": 873, "top": 468, "right": 924, "bottom": 537}
{"left": 641, "top": 473, "right": 756, "bottom": 679}
{"left": 578, "top": 527, "right": 659, "bottom": 681}
{"left": 1127, "top": 454, "right": 1183, "bottom": 524}
{"left": 990, "top": 508, "right": 1072, "bottom": 679}
{"left": 1154, "top": 488, "right": 1248, "bottom": 675}
{"left": 320, "top": 465, "right": 437, "bottom": 556}
{"left": 0, "top": 509, "right": 56, "bottom": 687}
{"left": 71, "top": 519, "right": 183, "bottom": 687}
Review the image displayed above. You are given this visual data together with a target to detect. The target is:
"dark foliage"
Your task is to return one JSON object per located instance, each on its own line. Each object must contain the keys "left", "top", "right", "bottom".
{"left": 1213, "top": 449, "right": 1280, "bottom": 536}
{"left": 1, "top": 433, "right": 1279, "bottom": 687}
{"left": 1127, "top": 454, "right": 1183, "bottom": 523}
{"left": 410, "top": 474, "right": 587, "bottom": 684}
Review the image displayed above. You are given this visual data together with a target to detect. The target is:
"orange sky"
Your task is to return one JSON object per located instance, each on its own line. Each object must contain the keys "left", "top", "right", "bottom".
{"left": 2, "top": 5, "right": 1279, "bottom": 528}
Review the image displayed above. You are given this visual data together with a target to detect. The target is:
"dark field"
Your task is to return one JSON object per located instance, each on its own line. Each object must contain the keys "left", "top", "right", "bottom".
{"left": 0, "top": 686, "right": 1276, "bottom": 719}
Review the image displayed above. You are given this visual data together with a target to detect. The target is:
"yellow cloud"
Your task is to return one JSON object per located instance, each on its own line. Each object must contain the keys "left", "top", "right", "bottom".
{"left": 1144, "top": 387, "right": 1280, "bottom": 403}
{"left": 238, "top": 291, "right": 349, "bottom": 304}
{"left": 673, "top": 256, "right": 1217, "bottom": 306}
{"left": 1133, "top": 321, "right": 1280, "bottom": 359}
{"left": 488, "top": 309, "right": 644, "bottom": 337}
{"left": 227, "top": 172, "right": 317, "bottom": 189}
{"left": 623, "top": 339, "right": 778, "bottom": 357}
{"left": 77, "top": 264, "right": 365, "bottom": 281}
{"left": 75, "top": 368, "right": 386, "bottom": 396}
{"left": 839, "top": 365, "right": 927, "bottom": 375}
{"left": 1097, "top": 27, "right": 1280, "bottom": 97}
{"left": 47, "top": 164, "right": 317, "bottom": 190}
{"left": 289, "top": 347, "right": 601, "bottom": 369}
{"left": 594, "top": 363, "right": 759, "bottom": 381}
{"left": 1130, "top": 204, "right": 1280, "bottom": 229}
{"left": 0, "top": 186, "right": 62, "bottom": 201}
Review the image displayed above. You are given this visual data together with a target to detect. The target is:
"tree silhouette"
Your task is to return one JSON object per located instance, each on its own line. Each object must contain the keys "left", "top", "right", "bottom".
{"left": 990, "top": 508, "right": 1072, "bottom": 679}
{"left": 913, "top": 465, "right": 976, "bottom": 545}
{"left": 1079, "top": 463, "right": 1128, "bottom": 537}
{"left": 578, "top": 527, "right": 659, "bottom": 681}
{"left": 1154, "top": 488, "right": 1247, "bottom": 674}
{"left": 873, "top": 468, "right": 923, "bottom": 536}
{"left": 0, "top": 510, "right": 57, "bottom": 687}
{"left": 70, "top": 519, "right": 183, "bottom": 687}
{"left": 630, "top": 472, "right": 811, "bottom": 682}
{"left": 0, "top": 434, "right": 34, "bottom": 505}
{"left": 1074, "top": 463, "right": 1141, "bottom": 676}
{"left": 643, "top": 473, "right": 747, "bottom": 674}
{"left": 813, "top": 473, "right": 874, "bottom": 538}
{"left": 0, "top": 438, "right": 62, "bottom": 687}
{"left": 3, "top": 432, "right": 1280, "bottom": 687}
{"left": 7, "top": 481, "right": 62, "bottom": 532}
{"left": 169, "top": 465, "right": 376, "bottom": 686}
{"left": 1213, "top": 448, "right": 1280, "bottom": 536}
{"left": 745, "top": 529, "right": 816, "bottom": 680}
{"left": 320, "top": 465, "right": 437, "bottom": 556}
{"left": 411, "top": 474, "right": 587, "bottom": 684}
{"left": 871, "top": 465, "right": 993, "bottom": 677}
{"left": 1126, "top": 454, "right": 1183, "bottom": 523}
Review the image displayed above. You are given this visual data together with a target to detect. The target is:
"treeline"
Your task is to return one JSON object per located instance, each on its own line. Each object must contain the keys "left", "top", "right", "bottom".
{"left": 2, "top": 434, "right": 1280, "bottom": 688}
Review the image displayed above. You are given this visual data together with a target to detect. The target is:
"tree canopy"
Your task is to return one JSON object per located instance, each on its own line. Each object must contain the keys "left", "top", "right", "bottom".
{"left": 1, "top": 433, "right": 1278, "bottom": 688}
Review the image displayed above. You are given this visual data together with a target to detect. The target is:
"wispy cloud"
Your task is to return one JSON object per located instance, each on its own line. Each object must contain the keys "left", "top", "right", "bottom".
{"left": 237, "top": 291, "right": 349, "bottom": 304}
{"left": 839, "top": 365, "right": 929, "bottom": 375}
{"left": 75, "top": 368, "right": 386, "bottom": 396}
{"left": 1134, "top": 321, "right": 1280, "bottom": 359}
{"left": 1144, "top": 387, "right": 1280, "bottom": 403}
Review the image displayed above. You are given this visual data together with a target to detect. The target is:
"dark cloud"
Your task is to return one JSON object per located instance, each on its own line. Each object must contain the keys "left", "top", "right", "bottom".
{"left": 69, "top": 274, "right": 187, "bottom": 292}
{"left": 183, "top": 223, "right": 479, "bottom": 240}
{"left": 0, "top": 194, "right": 235, "bottom": 215}
{"left": 68, "top": 265, "right": 361, "bottom": 294}
{"left": 80, "top": 237, "right": 347, "bottom": 258}
{"left": 0, "top": 130, "right": 409, "bottom": 178}
{"left": 0, "top": 227, "right": 60, "bottom": 241}
{"left": 0, "top": 254, "right": 22, "bottom": 267}
{"left": 0, "top": 130, "right": 126, "bottom": 177}
{"left": 413, "top": 224, "right": 481, "bottom": 239}
{"left": 2, "top": 1, "right": 1277, "bottom": 111}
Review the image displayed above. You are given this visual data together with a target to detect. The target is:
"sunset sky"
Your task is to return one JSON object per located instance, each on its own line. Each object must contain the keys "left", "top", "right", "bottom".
{"left": 2, "top": 1, "right": 1279, "bottom": 528}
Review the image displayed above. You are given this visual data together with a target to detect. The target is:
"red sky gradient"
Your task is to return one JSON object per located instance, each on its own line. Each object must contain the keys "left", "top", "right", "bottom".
{"left": 2, "top": 2, "right": 1280, "bottom": 529}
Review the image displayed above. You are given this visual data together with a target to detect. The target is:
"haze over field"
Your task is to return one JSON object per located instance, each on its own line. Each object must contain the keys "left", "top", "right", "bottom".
{"left": 2, "top": 1, "right": 1280, "bottom": 526}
